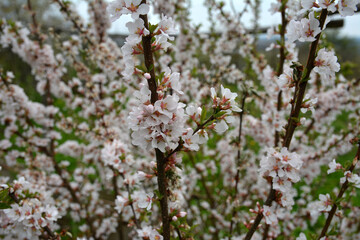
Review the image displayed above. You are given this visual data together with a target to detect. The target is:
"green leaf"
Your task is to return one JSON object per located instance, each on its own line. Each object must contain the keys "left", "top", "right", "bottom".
{"left": 200, "top": 106, "right": 207, "bottom": 123}
{"left": 148, "top": 23, "right": 158, "bottom": 33}
{"left": 0, "top": 202, "right": 11, "bottom": 209}
{"left": 214, "top": 111, "right": 226, "bottom": 119}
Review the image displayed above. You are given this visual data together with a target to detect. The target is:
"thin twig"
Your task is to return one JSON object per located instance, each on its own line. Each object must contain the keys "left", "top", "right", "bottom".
{"left": 229, "top": 92, "right": 247, "bottom": 238}
{"left": 244, "top": 9, "right": 329, "bottom": 240}
{"left": 318, "top": 142, "right": 360, "bottom": 239}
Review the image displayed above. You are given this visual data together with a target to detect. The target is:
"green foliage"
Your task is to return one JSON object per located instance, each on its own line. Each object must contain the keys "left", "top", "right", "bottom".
{"left": 0, "top": 188, "right": 13, "bottom": 209}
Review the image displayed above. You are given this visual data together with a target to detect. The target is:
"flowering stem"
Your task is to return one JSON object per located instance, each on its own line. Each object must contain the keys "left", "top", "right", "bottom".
{"left": 229, "top": 92, "right": 247, "bottom": 238}
{"left": 283, "top": 9, "right": 328, "bottom": 148}
{"left": 139, "top": 10, "right": 170, "bottom": 240}
{"left": 245, "top": 9, "right": 328, "bottom": 240}
{"left": 175, "top": 227, "right": 183, "bottom": 240}
{"left": 119, "top": 172, "right": 140, "bottom": 229}
{"left": 194, "top": 114, "right": 216, "bottom": 135}
{"left": 244, "top": 186, "right": 276, "bottom": 240}
{"left": 274, "top": 0, "right": 288, "bottom": 147}
{"left": 8, "top": 191, "right": 57, "bottom": 239}
{"left": 164, "top": 113, "right": 217, "bottom": 163}
{"left": 110, "top": 170, "right": 125, "bottom": 240}
{"left": 318, "top": 142, "right": 360, "bottom": 239}
{"left": 54, "top": 0, "right": 94, "bottom": 45}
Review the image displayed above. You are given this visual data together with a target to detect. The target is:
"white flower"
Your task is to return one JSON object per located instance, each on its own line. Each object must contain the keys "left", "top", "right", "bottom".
{"left": 136, "top": 171, "right": 147, "bottom": 181}
{"left": 341, "top": 171, "right": 360, "bottom": 188}
{"left": 313, "top": 48, "right": 340, "bottom": 85}
{"left": 301, "top": 94, "right": 318, "bottom": 114}
{"left": 179, "top": 211, "right": 187, "bottom": 217}
{"left": 277, "top": 66, "right": 294, "bottom": 88}
{"left": 137, "top": 226, "right": 152, "bottom": 238}
{"left": 197, "top": 129, "right": 209, "bottom": 144}
{"left": 211, "top": 85, "right": 242, "bottom": 112}
{"left": 154, "top": 95, "right": 180, "bottom": 121}
{"left": 186, "top": 104, "right": 202, "bottom": 121}
{"left": 137, "top": 192, "right": 154, "bottom": 211}
{"left": 327, "top": 159, "right": 342, "bottom": 174}
{"left": 115, "top": 195, "right": 128, "bottom": 213}
{"left": 318, "top": 193, "right": 332, "bottom": 212}
{"left": 156, "top": 14, "right": 176, "bottom": 41}
{"left": 263, "top": 205, "right": 278, "bottom": 225}
{"left": 318, "top": 0, "right": 337, "bottom": 12}
{"left": 107, "top": 0, "right": 126, "bottom": 22}
{"left": 259, "top": 148, "right": 302, "bottom": 208}
{"left": 273, "top": 176, "right": 292, "bottom": 192}
{"left": 150, "top": 229, "right": 164, "bottom": 240}
{"left": 338, "top": 0, "right": 359, "bottom": 16}
{"left": 154, "top": 34, "right": 172, "bottom": 51}
{"left": 296, "top": 232, "right": 307, "bottom": 240}
{"left": 301, "top": 0, "right": 315, "bottom": 10}
{"left": 101, "top": 139, "right": 132, "bottom": 172}
{"left": 287, "top": 12, "right": 321, "bottom": 42}
{"left": 214, "top": 120, "right": 228, "bottom": 134}
{"left": 125, "top": 18, "right": 150, "bottom": 44}
{"left": 161, "top": 68, "right": 183, "bottom": 95}
{"left": 182, "top": 128, "right": 200, "bottom": 151}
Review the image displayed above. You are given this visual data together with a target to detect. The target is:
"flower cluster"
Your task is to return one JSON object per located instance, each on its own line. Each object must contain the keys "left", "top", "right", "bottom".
{"left": 1, "top": 178, "right": 60, "bottom": 238}
{"left": 313, "top": 48, "right": 340, "bottom": 85}
{"left": 287, "top": 12, "right": 321, "bottom": 42}
{"left": 107, "top": 0, "right": 150, "bottom": 21}
{"left": 210, "top": 85, "right": 242, "bottom": 133}
{"left": 301, "top": 0, "right": 359, "bottom": 16}
{"left": 260, "top": 148, "right": 303, "bottom": 208}
{"left": 128, "top": 84, "right": 188, "bottom": 152}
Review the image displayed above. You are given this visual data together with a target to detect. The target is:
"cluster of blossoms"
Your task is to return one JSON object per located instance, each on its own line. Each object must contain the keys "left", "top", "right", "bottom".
{"left": 301, "top": 0, "right": 359, "bottom": 16}
{"left": 287, "top": 12, "right": 321, "bottom": 43}
{"left": 128, "top": 84, "right": 189, "bottom": 152}
{"left": 260, "top": 148, "right": 303, "bottom": 211}
{"left": 313, "top": 48, "right": 341, "bottom": 85}
{"left": 107, "top": 0, "right": 150, "bottom": 21}
{"left": 1, "top": 178, "right": 60, "bottom": 239}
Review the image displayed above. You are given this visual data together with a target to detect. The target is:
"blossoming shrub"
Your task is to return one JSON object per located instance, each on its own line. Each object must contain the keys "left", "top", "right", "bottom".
{"left": 1, "top": 0, "right": 360, "bottom": 240}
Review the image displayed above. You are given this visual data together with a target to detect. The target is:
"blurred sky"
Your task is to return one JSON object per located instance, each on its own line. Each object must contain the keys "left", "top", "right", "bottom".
{"left": 75, "top": 0, "right": 360, "bottom": 37}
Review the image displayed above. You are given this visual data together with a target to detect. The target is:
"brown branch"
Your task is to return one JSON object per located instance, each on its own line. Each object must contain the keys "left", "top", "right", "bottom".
{"left": 139, "top": 9, "right": 170, "bottom": 240}
{"left": 229, "top": 93, "right": 247, "bottom": 238}
{"left": 175, "top": 227, "right": 183, "bottom": 240}
{"left": 283, "top": 8, "right": 328, "bottom": 149}
{"left": 244, "top": 9, "right": 329, "bottom": 240}
{"left": 274, "top": 0, "right": 288, "bottom": 148}
{"left": 119, "top": 173, "right": 140, "bottom": 229}
{"left": 53, "top": 0, "right": 94, "bottom": 45}
{"left": 164, "top": 113, "right": 217, "bottom": 163}
{"left": 110, "top": 169, "right": 125, "bottom": 239}
{"left": 318, "top": 142, "right": 360, "bottom": 239}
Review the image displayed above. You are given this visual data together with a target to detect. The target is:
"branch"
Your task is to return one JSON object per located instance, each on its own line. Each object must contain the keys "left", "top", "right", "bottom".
{"left": 244, "top": 9, "right": 329, "bottom": 240}
{"left": 139, "top": 8, "right": 170, "bottom": 240}
{"left": 283, "top": 8, "right": 328, "bottom": 149}
{"left": 318, "top": 142, "right": 360, "bottom": 239}
{"left": 229, "top": 92, "right": 247, "bottom": 238}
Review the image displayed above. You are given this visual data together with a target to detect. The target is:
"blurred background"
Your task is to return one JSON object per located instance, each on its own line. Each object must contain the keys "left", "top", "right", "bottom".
{"left": 1, "top": 0, "right": 360, "bottom": 102}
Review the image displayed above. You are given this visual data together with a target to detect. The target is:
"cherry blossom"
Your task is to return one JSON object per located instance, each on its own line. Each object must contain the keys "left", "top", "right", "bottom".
{"left": 263, "top": 205, "right": 278, "bottom": 225}
{"left": 287, "top": 12, "right": 321, "bottom": 42}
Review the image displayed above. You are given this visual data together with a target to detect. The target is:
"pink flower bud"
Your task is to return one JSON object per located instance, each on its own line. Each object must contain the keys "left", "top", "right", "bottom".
{"left": 144, "top": 73, "right": 151, "bottom": 79}
{"left": 179, "top": 211, "right": 187, "bottom": 217}
{"left": 172, "top": 216, "right": 178, "bottom": 221}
